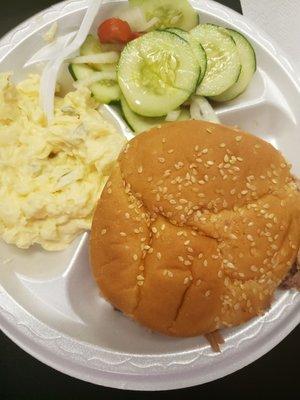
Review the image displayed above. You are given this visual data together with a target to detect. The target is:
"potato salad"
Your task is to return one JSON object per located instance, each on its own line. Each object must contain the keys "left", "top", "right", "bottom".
{"left": 0, "top": 73, "right": 125, "bottom": 250}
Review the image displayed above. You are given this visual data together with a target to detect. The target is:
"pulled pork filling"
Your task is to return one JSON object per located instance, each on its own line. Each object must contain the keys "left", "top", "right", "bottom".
{"left": 281, "top": 177, "right": 300, "bottom": 290}
{"left": 281, "top": 250, "right": 300, "bottom": 290}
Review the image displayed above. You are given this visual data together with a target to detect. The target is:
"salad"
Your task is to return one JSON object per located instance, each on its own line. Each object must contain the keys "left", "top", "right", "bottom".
{"left": 40, "top": 0, "right": 257, "bottom": 133}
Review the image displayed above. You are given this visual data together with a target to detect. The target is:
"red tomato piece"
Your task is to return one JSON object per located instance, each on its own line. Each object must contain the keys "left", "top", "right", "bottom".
{"left": 98, "top": 18, "right": 133, "bottom": 44}
{"left": 130, "top": 31, "right": 142, "bottom": 40}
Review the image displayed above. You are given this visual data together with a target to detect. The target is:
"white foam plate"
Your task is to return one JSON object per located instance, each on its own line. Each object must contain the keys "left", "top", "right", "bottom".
{"left": 0, "top": 0, "right": 299, "bottom": 391}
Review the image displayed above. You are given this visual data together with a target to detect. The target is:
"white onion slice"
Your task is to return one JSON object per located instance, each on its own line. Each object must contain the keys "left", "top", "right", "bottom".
{"left": 144, "top": 17, "right": 160, "bottom": 30}
{"left": 40, "top": 0, "right": 103, "bottom": 122}
{"left": 165, "top": 109, "right": 182, "bottom": 122}
{"left": 24, "top": 31, "right": 76, "bottom": 68}
{"left": 190, "top": 96, "right": 220, "bottom": 124}
{"left": 117, "top": 7, "right": 147, "bottom": 32}
{"left": 73, "top": 71, "right": 117, "bottom": 88}
{"left": 71, "top": 52, "right": 119, "bottom": 64}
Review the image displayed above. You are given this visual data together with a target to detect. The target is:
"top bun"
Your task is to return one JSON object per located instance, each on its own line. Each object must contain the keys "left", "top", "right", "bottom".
{"left": 90, "top": 120, "right": 300, "bottom": 337}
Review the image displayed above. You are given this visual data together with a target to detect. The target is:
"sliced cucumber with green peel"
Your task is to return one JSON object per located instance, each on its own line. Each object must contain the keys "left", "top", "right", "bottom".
{"left": 80, "top": 34, "right": 118, "bottom": 73}
{"left": 121, "top": 95, "right": 190, "bottom": 133}
{"left": 191, "top": 24, "right": 241, "bottom": 97}
{"left": 80, "top": 34, "right": 103, "bottom": 71}
{"left": 165, "top": 27, "right": 207, "bottom": 84}
{"left": 69, "top": 64, "right": 120, "bottom": 104}
{"left": 117, "top": 31, "right": 200, "bottom": 117}
{"left": 210, "top": 29, "right": 256, "bottom": 102}
{"left": 129, "top": 0, "right": 199, "bottom": 31}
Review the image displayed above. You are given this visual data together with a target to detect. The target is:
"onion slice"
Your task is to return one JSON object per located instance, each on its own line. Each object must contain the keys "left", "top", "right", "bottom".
{"left": 40, "top": 0, "right": 103, "bottom": 122}
{"left": 70, "top": 52, "right": 119, "bottom": 64}
{"left": 24, "top": 31, "right": 77, "bottom": 68}
{"left": 165, "top": 109, "right": 181, "bottom": 122}
{"left": 190, "top": 96, "right": 220, "bottom": 124}
{"left": 117, "top": 7, "right": 147, "bottom": 32}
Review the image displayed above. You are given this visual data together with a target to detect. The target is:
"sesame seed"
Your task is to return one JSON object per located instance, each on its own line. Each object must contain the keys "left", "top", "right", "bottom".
{"left": 184, "top": 260, "right": 192, "bottom": 266}
{"left": 156, "top": 252, "right": 162, "bottom": 260}
{"left": 107, "top": 188, "right": 112, "bottom": 194}
{"left": 254, "top": 144, "right": 261, "bottom": 149}
{"left": 250, "top": 265, "right": 258, "bottom": 272}
{"left": 184, "top": 240, "right": 190, "bottom": 246}
{"left": 203, "top": 260, "right": 208, "bottom": 267}
{"left": 133, "top": 254, "right": 138, "bottom": 261}
{"left": 218, "top": 270, "right": 223, "bottom": 278}
{"left": 234, "top": 303, "right": 240, "bottom": 310}
{"left": 235, "top": 136, "right": 242, "bottom": 142}
{"left": 183, "top": 277, "right": 190, "bottom": 284}
{"left": 247, "top": 234, "right": 254, "bottom": 242}
{"left": 207, "top": 160, "right": 214, "bottom": 166}
{"left": 101, "top": 229, "right": 107, "bottom": 235}
{"left": 158, "top": 157, "right": 165, "bottom": 163}
{"left": 137, "top": 275, "right": 144, "bottom": 281}
{"left": 204, "top": 174, "right": 209, "bottom": 182}
{"left": 120, "top": 232, "right": 127, "bottom": 237}
{"left": 198, "top": 253, "right": 203, "bottom": 259}
{"left": 195, "top": 145, "right": 199, "bottom": 152}
{"left": 220, "top": 143, "right": 226, "bottom": 148}
{"left": 241, "top": 190, "right": 248, "bottom": 195}
{"left": 237, "top": 157, "right": 243, "bottom": 162}
{"left": 137, "top": 281, "right": 144, "bottom": 286}
{"left": 137, "top": 166, "right": 143, "bottom": 174}
{"left": 202, "top": 148, "right": 208, "bottom": 154}
{"left": 187, "top": 247, "right": 194, "bottom": 253}
{"left": 178, "top": 256, "right": 184, "bottom": 262}
{"left": 226, "top": 262, "right": 236, "bottom": 269}
{"left": 167, "top": 149, "right": 174, "bottom": 154}
{"left": 205, "top": 290, "right": 211, "bottom": 297}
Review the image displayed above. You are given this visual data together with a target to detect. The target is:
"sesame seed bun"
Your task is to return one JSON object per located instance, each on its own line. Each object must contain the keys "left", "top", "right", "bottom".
{"left": 90, "top": 120, "right": 300, "bottom": 337}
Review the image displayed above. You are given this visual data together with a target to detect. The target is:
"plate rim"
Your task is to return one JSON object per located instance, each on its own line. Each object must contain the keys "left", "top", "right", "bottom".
{"left": 0, "top": 0, "right": 299, "bottom": 391}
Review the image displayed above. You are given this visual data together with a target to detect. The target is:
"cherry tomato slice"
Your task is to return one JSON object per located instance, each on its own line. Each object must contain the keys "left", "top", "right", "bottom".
{"left": 130, "top": 31, "right": 142, "bottom": 40}
{"left": 98, "top": 18, "right": 133, "bottom": 44}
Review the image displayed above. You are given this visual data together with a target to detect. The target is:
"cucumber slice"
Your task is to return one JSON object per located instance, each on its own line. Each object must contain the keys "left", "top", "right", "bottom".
{"left": 129, "top": 0, "right": 199, "bottom": 31}
{"left": 210, "top": 29, "right": 256, "bottom": 102}
{"left": 80, "top": 34, "right": 101, "bottom": 56}
{"left": 117, "top": 31, "right": 200, "bottom": 117}
{"left": 80, "top": 34, "right": 118, "bottom": 72}
{"left": 191, "top": 24, "right": 241, "bottom": 97}
{"left": 69, "top": 64, "right": 120, "bottom": 104}
{"left": 121, "top": 95, "right": 190, "bottom": 133}
{"left": 165, "top": 27, "right": 207, "bottom": 84}
{"left": 80, "top": 34, "right": 102, "bottom": 71}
